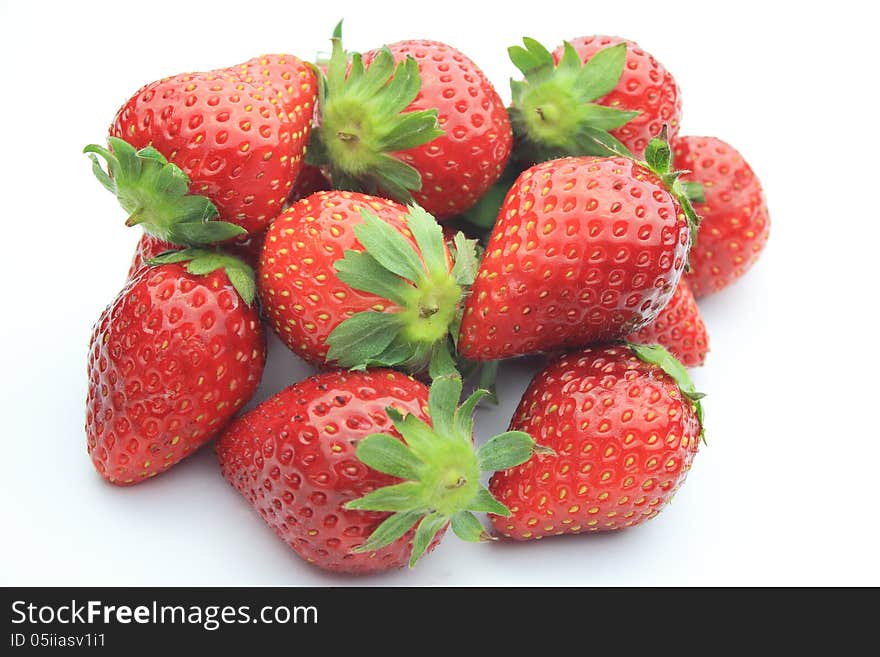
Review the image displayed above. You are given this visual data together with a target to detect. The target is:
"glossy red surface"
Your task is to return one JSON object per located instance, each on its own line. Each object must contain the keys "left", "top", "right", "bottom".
{"left": 110, "top": 55, "right": 317, "bottom": 235}
{"left": 673, "top": 136, "right": 770, "bottom": 297}
{"left": 86, "top": 265, "right": 266, "bottom": 484}
{"left": 216, "top": 369, "right": 445, "bottom": 574}
{"left": 458, "top": 156, "right": 690, "bottom": 360}
{"left": 627, "top": 278, "right": 709, "bottom": 367}
{"left": 490, "top": 346, "right": 701, "bottom": 539}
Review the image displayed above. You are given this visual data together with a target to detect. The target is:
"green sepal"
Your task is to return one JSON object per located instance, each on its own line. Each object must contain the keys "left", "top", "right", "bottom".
{"left": 346, "top": 374, "right": 544, "bottom": 567}
{"left": 84, "top": 137, "right": 246, "bottom": 246}
{"left": 476, "top": 431, "right": 539, "bottom": 472}
{"left": 641, "top": 127, "right": 702, "bottom": 247}
{"left": 427, "top": 373, "right": 462, "bottom": 439}
{"left": 451, "top": 511, "right": 492, "bottom": 543}
{"left": 351, "top": 510, "right": 423, "bottom": 554}
{"left": 409, "top": 513, "right": 448, "bottom": 568}
{"left": 149, "top": 248, "right": 257, "bottom": 305}
{"left": 466, "top": 485, "right": 511, "bottom": 517}
{"left": 324, "top": 311, "right": 405, "bottom": 369}
{"left": 308, "top": 26, "right": 444, "bottom": 203}
{"left": 326, "top": 206, "right": 466, "bottom": 374}
{"left": 352, "top": 433, "right": 425, "bottom": 480}
{"left": 681, "top": 181, "right": 706, "bottom": 204}
{"left": 344, "top": 481, "right": 424, "bottom": 512}
{"left": 629, "top": 342, "right": 706, "bottom": 444}
{"left": 508, "top": 38, "right": 638, "bottom": 165}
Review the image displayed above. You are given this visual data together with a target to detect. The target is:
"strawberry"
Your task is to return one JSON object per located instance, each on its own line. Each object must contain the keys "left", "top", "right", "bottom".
{"left": 458, "top": 132, "right": 698, "bottom": 361}
{"left": 508, "top": 35, "right": 681, "bottom": 164}
{"left": 92, "top": 53, "right": 316, "bottom": 237}
{"left": 490, "top": 344, "right": 704, "bottom": 539}
{"left": 86, "top": 249, "right": 266, "bottom": 485}
{"left": 673, "top": 136, "right": 770, "bottom": 297}
{"left": 128, "top": 231, "right": 265, "bottom": 280}
{"left": 307, "top": 28, "right": 512, "bottom": 218}
{"left": 627, "top": 279, "right": 709, "bottom": 367}
{"left": 217, "top": 371, "right": 540, "bottom": 573}
{"left": 258, "top": 190, "right": 478, "bottom": 373}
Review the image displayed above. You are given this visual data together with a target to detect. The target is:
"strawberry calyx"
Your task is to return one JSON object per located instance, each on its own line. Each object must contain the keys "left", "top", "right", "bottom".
{"left": 149, "top": 248, "right": 257, "bottom": 305}
{"left": 508, "top": 38, "right": 638, "bottom": 165}
{"left": 629, "top": 342, "right": 706, "bottom": 442}
{"left": 84, "top": 137, "right": 246, "bottom": 245}
{"left": 326, "top": 205, "right": 478, "bottom": 374}
{"left": 345, "top": 373, "right": 548, "bottom": 567}
{"left": 642, "top": 126, "right": 702, "bottom": 245}
{"left": 306, "top": 23, "right": 444, "bottom": 203}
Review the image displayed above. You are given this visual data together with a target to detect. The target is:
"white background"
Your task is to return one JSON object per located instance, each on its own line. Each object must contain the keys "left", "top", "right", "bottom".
{"left": 1, "top": 0, "right": 877, "bottom": 586}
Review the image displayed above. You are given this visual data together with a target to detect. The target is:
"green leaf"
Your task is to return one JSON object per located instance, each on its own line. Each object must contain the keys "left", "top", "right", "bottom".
{"left": 333, "top": 250, "right": 414, "bottom": 306}
{"left": 382, "top": 56, "right": 422, "bottom": 115}
{"left": 454, "top": 388, "right": 489, "bottom": 438}
{"left": 86, "top": 137, "right": 230, "bottom": 245}
{"left": 354, "top": 209, "right": 427, "bottom": 284}
{"left": 225, "top": 264, "right": 257, "bottom": 305}
{"left": 645, "top": 128, "right": 672, "bottom": 174}
{"left": 681, "top": 181, "right": 705, "bottom": 204}
{"left": 508, "top": 37, "right": 554, "bottom": 79}
{"left": 579, "top": 104, "right": 640, "bottom": 132}
{"left": 344, "top": 481, "right": 425, "bottom": 512}
{"left": 476, "top": 431, "right": 537, "bottom": 472}
{"left": 428, "top": 374, "right": 463, "bottom": 438}
{"left": 557, "top": 40, "right": 583, "bottom": 71}
{"left": 371, "top": 334, "right": 418, "bottom": 368}
{"left": 325, "top": 311, "right": 405, "bottom": 368}
{"left": 372, "top": 154, "right": 423, "bottom": 197}
{"left": 574, "top": 126, "right": 634, "bottom": 159}
{"left": 428, "top": 343, "right": 458, "bottom": 380}
{"left": 477, "top": 361, "right": 500, "bottom": 405}
{"left": 409, "top": 513, "right": 447, "bottom": 568}
{"left": 354, "top": 433, "right": 425, "bottom": 480}
{"left": 352, "top": 510, "right": 423, "bottom": 553}
{"left": 466, "top": 485, "right": 510, "bottom": 517}
{"left": 388, "top": 409, "right": 441, "bottom": 460}
{"left": 404, "top": 205, "right": 448, "bottom": 278}
{"left": 451, "top": 511, "right": 489, "bottom": 542}
{"left": 576, "top": 42, "right": 628, "bottom": 102}
{"left": 450, "top": 233, "right": 480, "bottom": 286}
{"left": 184, "top": 253, "right": 226, "bottom": 275}
{"left": 378, "top": 111, "right": 443, "bottom": 153}
{"left": 148, "top": 249, "right": 199, "bottom": 265}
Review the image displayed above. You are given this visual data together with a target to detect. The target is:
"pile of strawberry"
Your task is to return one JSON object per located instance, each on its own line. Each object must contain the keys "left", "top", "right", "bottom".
{"left": 84, "top": 24, "right": 768, "bottom": 574}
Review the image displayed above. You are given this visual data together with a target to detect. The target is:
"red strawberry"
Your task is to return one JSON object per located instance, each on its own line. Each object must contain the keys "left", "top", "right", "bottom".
{"left": 128, "top": 231, "right": 265, "bottom": 280}
{"left": 673, "top": 136, "right": 770, "bottom": 297}
{"left": 507, "top": 35, "right": 681, "bottom": 163}
{"left": 490, "top": 344, "right": 704, "bottom": 539}
{"left": 458, "top": 135, "right": 697, "bottom": 361}
{"left": 627, "top": 279, "right": 708, "bottom": 367}
{"left": 86, "top": 250, "right": 266, "bottom": 485}
{"left": 222, "top": 54, "right": 318, "bottom": 127}
{"left": 307, "top": 29, "right": 511, "bottom": 218}
{"left": 98, "top": 54, "right": 316, "bottom": 236}
{"left": 258, "top": 190, "right": 479, "bottom": 373}
{"left": 217, "top": 371, "right": 539, "bottom": 573}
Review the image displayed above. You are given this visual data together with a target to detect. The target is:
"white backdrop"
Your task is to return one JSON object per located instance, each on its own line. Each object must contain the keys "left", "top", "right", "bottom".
{"left": 1, "top": 0, "right": 877, "bottom": 586}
